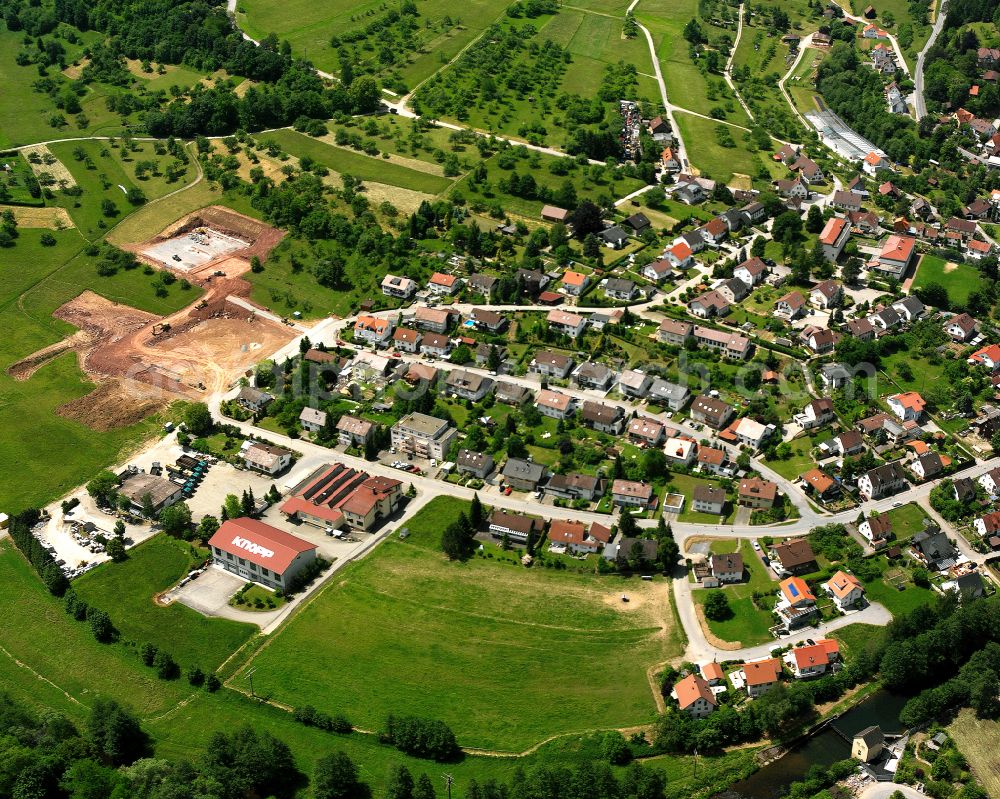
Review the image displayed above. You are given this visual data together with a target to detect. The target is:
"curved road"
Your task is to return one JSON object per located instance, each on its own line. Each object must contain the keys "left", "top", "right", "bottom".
{"left": 724, "top": 3, "right": 755, "bottom": 122}
{"left": 627, "top": 0, "right": 690, "bottom": 171}
{"left": 914, "top": 0, "right": 949, "bottom": 119}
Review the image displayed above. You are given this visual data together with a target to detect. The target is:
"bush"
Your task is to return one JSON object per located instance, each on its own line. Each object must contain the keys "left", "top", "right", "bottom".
{"left": 140, "top": 642, "right": 158, "bottom": 666}
{"left": 381, "top": 715, "right": 459, "bottom": 761}
{"left": 205, "top": 673, "right": 221, "bottom": 692}
{"left": 704, "top": 590, "right": 733, "bottom": 621}
{"left": 293, "top": 705, "right": 353, "bottom": 734}
{"left": 153, "top": 650, "right": 179, "bottom": 680}
{"left": 187, "top": 666, "right": 205, "bottom": 686}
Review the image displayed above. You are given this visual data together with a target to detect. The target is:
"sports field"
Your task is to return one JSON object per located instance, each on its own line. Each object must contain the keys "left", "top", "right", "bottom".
{"left": 910, "top": 254, "right": 984, "bottom": 309}
{"left": 73, "top": 535, "right": 257, "bottom": 670}
{"left": 241, "top": 498, "right": 680, "bottom": 751}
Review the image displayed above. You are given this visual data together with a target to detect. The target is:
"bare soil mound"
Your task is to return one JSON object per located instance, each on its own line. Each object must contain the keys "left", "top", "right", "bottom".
{"left": 56, "top": 379, "right": 167, "bottom": 431}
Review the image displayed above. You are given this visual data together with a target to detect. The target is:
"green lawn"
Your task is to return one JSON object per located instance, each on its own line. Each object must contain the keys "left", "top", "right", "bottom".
{"left": 768, "top": 436, "right": 818, "bottom": 480}
{"left": 242, "top": 498, "right": 679, "bottom": 751}
{"left": 886, "top": 502, "right": 931, "bottom": 541}
{"left": 866, "top": 570, "right": 937, "bottom": 616}
{"left": 255, "top": 130, "right": 455, "bottom": 194}
{"left": 668, "top": 472, "right": 737, "bottom": 524}
{"left": 691, "top": 540, "right": 777, "bottom": 647}
{"left": 73, "top": 535, "right": 257, "bottom": 670}
{"left": 910, "top": 254, "right": 984, "bottom": 309}
{"left": 832, "top": 623, "right": 888, "bottom": 659}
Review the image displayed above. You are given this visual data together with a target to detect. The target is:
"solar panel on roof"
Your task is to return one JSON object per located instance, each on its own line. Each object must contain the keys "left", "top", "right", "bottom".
{"left": 789, "top": 583, "right": 799, "bottom": 597}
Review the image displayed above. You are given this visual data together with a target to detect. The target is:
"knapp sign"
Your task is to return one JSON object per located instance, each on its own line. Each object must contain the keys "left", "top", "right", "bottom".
{"left": 232, "top": 536, "right": 274, "bottom": 559}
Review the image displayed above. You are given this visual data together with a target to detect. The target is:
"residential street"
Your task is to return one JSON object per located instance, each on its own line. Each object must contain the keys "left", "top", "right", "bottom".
{"left": 914, "top": 0, "right": 949, "bottom": 119}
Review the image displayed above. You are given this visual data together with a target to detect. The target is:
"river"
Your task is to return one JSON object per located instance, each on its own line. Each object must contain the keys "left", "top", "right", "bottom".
{"left": 717, "top": 689, "right": 909, "bottom": 799}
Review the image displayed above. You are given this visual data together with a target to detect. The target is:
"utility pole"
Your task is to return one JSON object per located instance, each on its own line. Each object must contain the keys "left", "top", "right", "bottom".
{"left": 443, "top": 774, "right": 454, "bottom": 799}
{"left": 245, "top": 667, "right": 257, "bottom": 698}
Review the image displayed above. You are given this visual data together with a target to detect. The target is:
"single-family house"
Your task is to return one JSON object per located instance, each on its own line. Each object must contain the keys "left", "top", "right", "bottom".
{"left": 536, "top": 389, "right": 574, "bottom": 419}
{"left": 771, "top": 539, "right": 818, "bottom": 576}
{"left": 858, "top": 463, "right": 907, "bottom": 500}
{"left": 825, "top": 572, "right": 865, "bottom": 609}
{"left": 456, "top": 449, "right": 494, "bottom": 479}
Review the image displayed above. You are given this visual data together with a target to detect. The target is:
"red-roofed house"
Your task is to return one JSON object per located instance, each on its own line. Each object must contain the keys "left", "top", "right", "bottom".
{"left": 887, "top": 391, "right": 926, "bottom": 422}
{"left": 429, "top": 272, "right": 461, "bottom": 295}
{"left": 208, "top": 517, "right": 318, "bottom": 590}
{"left": 824, "top": 571, "right": 865, "bottom": 609}
{"left": 872, "top": 234, "right": 915, "bottom": 278}
{"left": 787, "top": 640, "right": 840, "bottom": 678}
{"left": 969, "top": 344, "right": 1000, "bottom": 371}
{"left": 819, "top": 217, "right": 850, "bottom": 261}
{"left": 672, "top": 673, "right": 717, "bottom": 717}
{"left": 741, "top": 658, "right": 783, "bottom": 698}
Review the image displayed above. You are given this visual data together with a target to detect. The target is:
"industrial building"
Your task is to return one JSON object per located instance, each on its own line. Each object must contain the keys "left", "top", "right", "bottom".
{"left": 208, "top": 517, "right": 317, "bottom": 591}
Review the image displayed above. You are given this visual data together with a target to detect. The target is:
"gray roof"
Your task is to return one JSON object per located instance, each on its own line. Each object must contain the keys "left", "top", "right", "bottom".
{"left": 649, "top": 378, "right": 689, "bottom": 402}
{"left": 605, "top": 277, "right": 636, "bottom": 294}
{"left": 600, "top": 226, "right": 628, "bottom": 243}
{"left": 502, "top": 458, "right": 546, "bottom": 483}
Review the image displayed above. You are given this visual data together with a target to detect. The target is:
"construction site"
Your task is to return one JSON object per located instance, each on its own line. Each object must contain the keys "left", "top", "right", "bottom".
{"left": 7, "top": 205, "right": 297, "bottom": 430}
{"left": 135, "top": 205, "right": 285, "bottom": 282}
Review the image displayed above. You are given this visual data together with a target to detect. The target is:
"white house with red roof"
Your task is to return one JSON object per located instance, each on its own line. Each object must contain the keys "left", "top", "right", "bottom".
{"left": 887, "top": 391, "right": 926, "bottom": 422}
{"left": 824, "top": 571, "right": 865, "bottom": 610}
{"left": 871, "top": 234, "right": 915, "bottom": 278}
{"left": 968, "top": 344, "right": 1000, "bottom": 371}
{"left": 819, "top": 217, "right": 850, "bottom": 261}
{"left": 664, "top": 241, "right": 693, "bottom": 269}
{"left": 786, "top": 639, "right": 841, "bottom": 678}
{"left": 672, "top": 673, "right": 716, "bottom": 717}
{"left": 863, "top": 151, "right": 892, "bottom": 175}
{"left": 428, "top": 272, "right": 461, "bottom": 295}
{"left": 208, "top": 517, "right": 318, "bottom": 591}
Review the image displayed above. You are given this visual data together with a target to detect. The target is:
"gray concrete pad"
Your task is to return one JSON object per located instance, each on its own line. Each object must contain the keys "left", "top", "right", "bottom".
{"left": 173, "top": 567, "right": 244, "bottom": 615}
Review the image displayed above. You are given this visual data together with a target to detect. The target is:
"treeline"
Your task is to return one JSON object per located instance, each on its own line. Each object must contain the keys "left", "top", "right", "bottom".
{"left": 817, "top": 43, "right": 925, "bottom": 165}
{"left": 52, "top": 0, "right": 289, "bottom": 82}
{"left": 883, "top": 595, "right": 1000, "bottom": 725}
{"left": 0, "top": 691, "right": 316, "bottom": 799}
{"left": 7, "top": 508, "right": 69, "bottom": 597}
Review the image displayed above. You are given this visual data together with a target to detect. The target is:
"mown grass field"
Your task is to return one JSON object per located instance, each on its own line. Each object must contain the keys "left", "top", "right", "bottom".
{"left": 692, "top": 539, "right": 777, "bottom": 647}
{"left": 885, "top": 502, "right": 930, "bottom": 541}
{"left": 911, "top": 253, "right": 984, "bottom": 309}
{"left": 255, "top": 129, "right": 454, "bottom": 194}
{"left": 73, "top": 535, "right": 257, "bottom": 670}
{"left": 242, "top": 497, "right": 679, "bottom": 751}
{"left": 0, "top": 228, "right": 200, "bottom": 512}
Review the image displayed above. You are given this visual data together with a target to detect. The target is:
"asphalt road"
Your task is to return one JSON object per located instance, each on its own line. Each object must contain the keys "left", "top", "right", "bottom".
{"left": 914, "top": 0, "right": 949, "bottom": 119}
